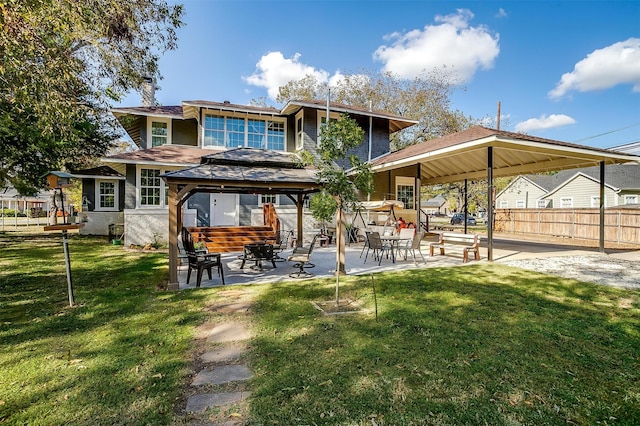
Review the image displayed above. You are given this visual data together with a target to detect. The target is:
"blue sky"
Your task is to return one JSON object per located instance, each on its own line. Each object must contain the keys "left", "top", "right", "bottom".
{"left": 117, "top": 0, "right": 640, "bottom": 149}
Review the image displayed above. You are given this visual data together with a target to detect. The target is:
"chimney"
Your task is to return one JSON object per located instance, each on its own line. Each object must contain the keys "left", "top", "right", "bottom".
{"left": 141, "top": 76, "right": 156, "bottom": 107}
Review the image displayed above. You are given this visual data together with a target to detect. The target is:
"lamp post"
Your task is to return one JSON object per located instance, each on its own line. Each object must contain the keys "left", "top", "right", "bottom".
{"left": 43, "top": 171, "right": 83, "bottom": 307}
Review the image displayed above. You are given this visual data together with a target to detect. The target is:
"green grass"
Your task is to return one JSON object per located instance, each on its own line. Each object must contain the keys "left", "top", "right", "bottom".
{"left": 0, "top": 230, "right": 210, "bottom": 425}
{"left": 248, "top": 266, "right": 640, "bottom": 425}
{"left": 2, "top": 230, "right": 639, "bottom": 425}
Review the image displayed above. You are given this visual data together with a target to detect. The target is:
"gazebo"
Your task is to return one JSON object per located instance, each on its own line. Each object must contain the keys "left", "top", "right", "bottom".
{"left": 162, "top": 148, "right": 322, "bottom": 290}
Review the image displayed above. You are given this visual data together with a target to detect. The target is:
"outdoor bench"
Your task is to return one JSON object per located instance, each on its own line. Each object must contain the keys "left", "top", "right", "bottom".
{"left": 429, "top": 232, "right": 480, "bottom": 263}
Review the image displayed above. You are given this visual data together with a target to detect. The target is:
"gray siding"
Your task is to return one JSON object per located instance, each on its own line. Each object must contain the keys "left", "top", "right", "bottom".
{"left": 82, "top": 178, "right": 96, "bottom": 211}
{"left": 186, "top": 192, "right": 210, "bottom": 226}
{"left": 172, "top": 118, "right": 198, "bottom": 146}
{"left": 125, "top": 164, "right": 137, "bottom": 209}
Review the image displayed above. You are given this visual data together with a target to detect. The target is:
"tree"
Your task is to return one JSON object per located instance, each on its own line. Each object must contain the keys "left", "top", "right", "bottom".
{"left": 277, "top": 68, "right": 476, "bottom": 150}
{"left": 303, "top": 113, "right": 373, "bottom": 305}
{"left": 0, "top": 0, "right": 183, "bottom": 194}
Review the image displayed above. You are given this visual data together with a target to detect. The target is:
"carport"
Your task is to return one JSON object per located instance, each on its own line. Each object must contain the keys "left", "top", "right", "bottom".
{"left": 369, "top": 126, "right": 640, "bottom": 260}
{"left": 162, "top": 148, "right": 321, "bottom": 290}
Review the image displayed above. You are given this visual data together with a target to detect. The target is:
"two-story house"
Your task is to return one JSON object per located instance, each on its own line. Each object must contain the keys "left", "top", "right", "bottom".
{"left": 77, "top": 96, "right": 417, "bottom": 246}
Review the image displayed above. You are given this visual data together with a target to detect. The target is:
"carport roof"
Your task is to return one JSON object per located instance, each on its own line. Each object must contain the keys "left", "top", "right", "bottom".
{"left": 370, "top": 126, "right": 640, "bottom": 184}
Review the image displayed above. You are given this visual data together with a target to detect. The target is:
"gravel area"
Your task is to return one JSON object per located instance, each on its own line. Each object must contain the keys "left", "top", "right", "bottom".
{"left": 498, "top": 254, "right": 639, "bottom": 290}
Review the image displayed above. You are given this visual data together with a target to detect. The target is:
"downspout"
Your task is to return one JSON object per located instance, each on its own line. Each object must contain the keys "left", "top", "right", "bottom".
{"left": 599, "top": 161, "right": 605, "bottom": 252}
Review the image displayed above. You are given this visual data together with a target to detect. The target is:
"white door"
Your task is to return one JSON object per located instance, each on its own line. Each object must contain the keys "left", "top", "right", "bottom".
{"left": 210, "top": 193, "right": 237, "bottom": 226}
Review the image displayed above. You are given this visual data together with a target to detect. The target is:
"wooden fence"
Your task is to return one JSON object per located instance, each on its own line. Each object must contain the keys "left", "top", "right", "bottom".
{"left": 494, "top": 207, "right": 640, "bottom": 246}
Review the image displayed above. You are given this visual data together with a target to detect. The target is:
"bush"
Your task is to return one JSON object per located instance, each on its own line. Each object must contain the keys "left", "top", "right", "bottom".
{"left": 0, "top": 209, "right": 27, "bottom": 217}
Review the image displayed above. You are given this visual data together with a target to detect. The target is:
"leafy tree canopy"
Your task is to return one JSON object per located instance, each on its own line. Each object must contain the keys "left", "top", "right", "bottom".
{"left": 277, "top": 68, "right": 477, "bottom": 150}
{"left": 0, "top": 0, "right": 183, "bottom": 194}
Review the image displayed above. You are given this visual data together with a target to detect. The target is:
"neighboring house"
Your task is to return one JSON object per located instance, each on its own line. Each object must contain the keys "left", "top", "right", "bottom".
{"left": 79, "top": 94, "right": 416, "bottom": 246}
{"left": 420, "top": 195, "right": 447, "bottom": 215}
{"left": 495, "top": 163, "right": 640, "bottom": 209}
{"left": 0, "top": 186, "right": 51, "bottom": 217}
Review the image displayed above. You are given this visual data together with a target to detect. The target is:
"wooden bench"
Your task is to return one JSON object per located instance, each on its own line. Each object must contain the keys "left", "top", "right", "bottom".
{"left": 429, "top": 232, "right": 480, "bottom": 263}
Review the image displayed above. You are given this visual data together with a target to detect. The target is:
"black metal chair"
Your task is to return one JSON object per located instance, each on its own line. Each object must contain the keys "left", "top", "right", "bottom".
{"left": 360, "top": 230, "right": 372, "bottom": 258}
{"left": 181, "top": 227, "right": 225, "bottom": 287}
{"left": 288, "top": 234, "right": 320, "bottom": 278}
{"left": 272, "top": 230, "right": 293, "bottom": 262}
{"left": 240, "top": 243, "right": 276, "bottom": 270}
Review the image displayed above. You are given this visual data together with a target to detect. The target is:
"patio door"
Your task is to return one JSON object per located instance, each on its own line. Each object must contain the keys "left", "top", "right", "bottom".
{"left": 209, "top": 193, "right": 237, "bottom": 226}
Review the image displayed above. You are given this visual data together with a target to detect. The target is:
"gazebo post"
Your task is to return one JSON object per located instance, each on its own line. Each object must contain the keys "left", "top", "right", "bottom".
{"left": 167, "top": 183, "right": 179, "bottom": 290}
{"left": 296, "top": 194, "right": 304, "bottom": 247}
{"left": 487, "top": 147, "right": 494, "bottom": 262}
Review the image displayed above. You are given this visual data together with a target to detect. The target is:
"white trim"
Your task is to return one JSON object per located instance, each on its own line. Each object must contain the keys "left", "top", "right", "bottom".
{"left": 201, "top": 110, "right": 287, "bottom": 150}
{"left": 136, "top": 165, "right": 168, "bottom": 209}
{"left": 94, "top": 179, "right": 119, "bottom": 212}
{"left": 147, "top": 117, "right": 172, "bottom": 147}
{"left": 295, "top": 110, "right": 304, "bottom": 151}
{"left": 623, "top": 194, "right": 639, "bottom": 204}
{"left": 515, "top": 200, "right": 525, "bottom": 208}
{"left": 500, "top": 200, "right": 508, "bottom": 208}
{"left": 258, "top": 194, "right": 279, "bottom": 206}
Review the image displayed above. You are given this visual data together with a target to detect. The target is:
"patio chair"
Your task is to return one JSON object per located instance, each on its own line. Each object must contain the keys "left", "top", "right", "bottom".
{"left": 360, "top": 230, "right": 372, "bottom": 258}
{"left": 288, "top": 234, "right": 320, "bottom": 278}
{"left": 272, "top": 229, "right": 293, "bottom": 262}
{"left": 403, "top": 231, "right": 426, "bottom": 263}
{"left": 363, "top": 231, "right": 391, "bottom": 265}
{"left": 181, "top": 227, "right": 225, "bottom": 287}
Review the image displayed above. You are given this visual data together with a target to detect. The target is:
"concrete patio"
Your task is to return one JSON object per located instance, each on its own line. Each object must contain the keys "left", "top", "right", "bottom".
{"left": 177, "top": 236, "right": 638, "bottom": 290}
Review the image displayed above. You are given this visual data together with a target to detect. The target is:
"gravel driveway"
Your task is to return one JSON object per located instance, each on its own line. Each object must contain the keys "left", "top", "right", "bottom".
{"left": 498, "top": 254, "right": 639, "bottom": 290}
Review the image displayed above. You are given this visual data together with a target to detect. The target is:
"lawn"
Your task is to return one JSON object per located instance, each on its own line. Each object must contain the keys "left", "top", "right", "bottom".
{"left": 1, "top": 229, "right": 639, "bottom": 425}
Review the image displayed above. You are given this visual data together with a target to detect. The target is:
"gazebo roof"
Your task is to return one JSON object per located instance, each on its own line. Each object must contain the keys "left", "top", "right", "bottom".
{"left": 161, "top": 148, "right": 321, "bottom": 195}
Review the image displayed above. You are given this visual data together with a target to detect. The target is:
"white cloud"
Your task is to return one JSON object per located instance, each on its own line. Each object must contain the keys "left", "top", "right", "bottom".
{"left": 549, "top": 38, "right": 640, "bottom": 99}
{"left": 244, "top": 52, "right": 332, "bottom": 100}
{"left": 372, "top": 9, "right": 500, "bottom": 82}
{"left": 496, "top": 8, "right": 508, "bottom": 18}
{"left": 515, "top": 114, "right": 576, "bottom": 133}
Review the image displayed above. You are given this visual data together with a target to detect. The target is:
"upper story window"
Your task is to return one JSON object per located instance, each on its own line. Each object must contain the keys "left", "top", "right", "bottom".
{"left": 203, "top": 113, "right": 285, "bottom": 150}
{"left": 295, "top": 112, "right": 304, "bottom": 151}
{"left": 537, "top": 199, "right": 548, "bottom": 208}
{"left": 148, "top": 119, "right": 171, "bottom": 147}
{"left": 500, "top": 200, "right": 508, "bottom": 208}
{"left": 515, "top": 200, "right": 525, "bottom": 208}
{"left": 624, "top": 194, "right": 638, "bottom": 205}
{"left": 317, "top": 110, "right": 340, "bottom": 147}
{"left": 95, "top": 180, "right": 118, "bottom": 211}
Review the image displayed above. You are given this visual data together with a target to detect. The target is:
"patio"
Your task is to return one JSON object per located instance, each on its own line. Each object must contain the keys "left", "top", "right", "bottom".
{"left": 176, "top": 236, "right": 628, "bottom": 289}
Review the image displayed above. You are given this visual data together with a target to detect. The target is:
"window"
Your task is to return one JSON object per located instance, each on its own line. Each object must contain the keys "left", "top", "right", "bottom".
{"left": 537, "top": 199, "right": 548, "bottom": 208}
{"left": 624, "top": 194, "right": 638, "bottom": 204}
{"left": 96, "top": 180, "right": 118, "bottom": 211}
{"left": 500, "top": 201, "right": 508, "bottom": 208}
{"left": 295, "top": 112, "right": 304, "bottom": 150}
{"left": 260, "top": 194, "right": 278, "bottom": 205}
{"left": 560, "top": 197, "right": 573, "bottom": 208}
{"left": 203, "top": 114, "right": 285, "bottom": 150}
{"left": 140, "top": 168, "right": 162, "bottom": 206}
{"left": 515, "top": 200, "right": 525, "bottom": 208}
{"left": 317, "top": 111, "right": 340, "bottom": 147}
{"left": 149, "top": 120, "right": 170, "bottom": 147}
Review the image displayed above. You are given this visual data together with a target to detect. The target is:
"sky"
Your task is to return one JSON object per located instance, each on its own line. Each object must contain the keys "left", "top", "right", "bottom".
{"left": 117, "top": 0, "right": 640, "bottom": 150}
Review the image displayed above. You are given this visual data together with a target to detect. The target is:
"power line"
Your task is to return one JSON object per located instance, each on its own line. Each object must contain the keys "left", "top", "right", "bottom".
{"left": 573, "top": 121, "right": 640, "bottom": 143}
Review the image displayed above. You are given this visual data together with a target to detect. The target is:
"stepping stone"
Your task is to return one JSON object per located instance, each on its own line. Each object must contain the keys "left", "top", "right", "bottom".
{"left": 201, "top": 345, "right": 244, "bottom": 363}
{"left": 192, "top": 365, "right": 253, "bottom": 386}
{"left": 208, "top": 302, "right": 252, "bottom": 315}
{"left": 185, "top": 391, "right": 251, "bottom": 413}
{"left": 206, "top": 322, "right": 251, "bottom": 343}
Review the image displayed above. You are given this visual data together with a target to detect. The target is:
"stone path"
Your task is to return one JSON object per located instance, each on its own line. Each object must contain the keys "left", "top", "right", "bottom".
{"left": 183, "top": 291, "right": 255, "bottom": 425}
